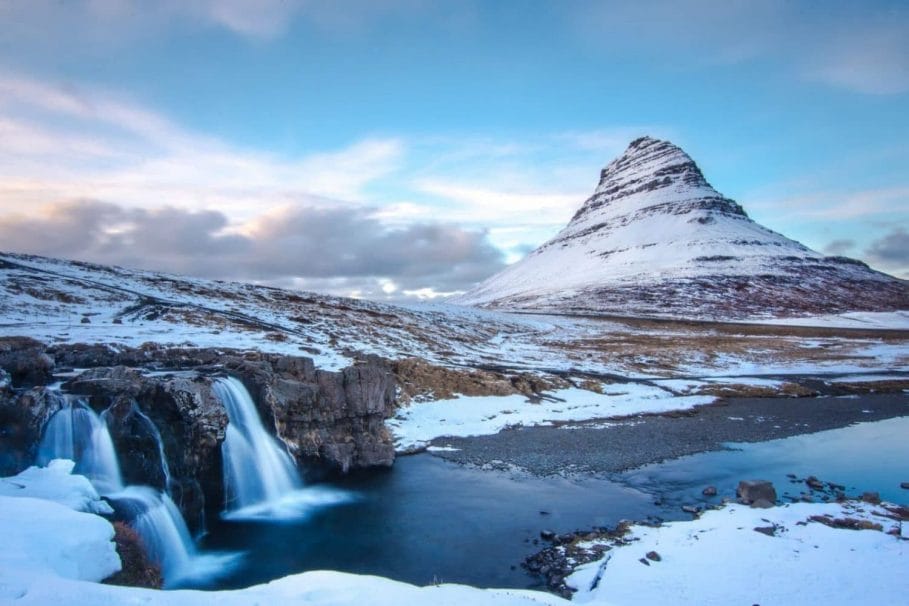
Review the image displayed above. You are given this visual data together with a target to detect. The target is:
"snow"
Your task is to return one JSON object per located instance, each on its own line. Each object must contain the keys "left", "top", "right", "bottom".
{"left": 568, "top": 501, "right": 909, "bottom": 606}
{"left": 0, "top": 497, "right": 121, "bottom": 593}
{"left": 388, "top": 386, "right": 714, "bottom": 451}
{"left": 829, "top": 374, "right": 909, "bottom": 383}
{"left": 751, "top": 310, "right": 909, "bottom": 330}
{"left": 0, "top": 459, "right": 113, "bottom": 514}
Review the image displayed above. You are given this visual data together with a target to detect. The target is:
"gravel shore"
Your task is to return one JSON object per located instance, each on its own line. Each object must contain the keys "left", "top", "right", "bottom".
{"left": 429, "top": 393, "right": 909, "bottom": 476}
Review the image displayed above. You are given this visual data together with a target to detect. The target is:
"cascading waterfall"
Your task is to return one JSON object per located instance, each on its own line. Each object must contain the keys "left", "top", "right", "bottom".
{"left": 212, "top": 376, "right": 353, "bottom": 521}
{"left": 213, "top": 377, "right": 301, "bottom": 515}
{"left": 37, "top": 397, "right": 238, "bottom": 587}
{"left": 129, "top": 405, "right": 173, "bottom": 493}
{"left": 38, "top": 398, "right": 123, "bottom": 495}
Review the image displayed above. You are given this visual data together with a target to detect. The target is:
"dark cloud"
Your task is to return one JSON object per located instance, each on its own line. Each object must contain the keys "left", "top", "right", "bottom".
{"left": 0, "top": 200, "right": 505, "bottom": 298}
{"left": 822, "top": 239, "right": 855, "bottom": 256}
{"left": 866, "top": 228, "right": 909, "bottom": 265}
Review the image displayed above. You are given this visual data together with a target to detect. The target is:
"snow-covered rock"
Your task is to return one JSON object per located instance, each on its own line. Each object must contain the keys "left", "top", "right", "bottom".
{"left": 454, "top": 137, "right": 909, "bottom": 319}
{"left": 0, "top": 459, "right": 113, "bottom": 514}
{"left": 568, "top": 500, "right": 908, "bottom": 606}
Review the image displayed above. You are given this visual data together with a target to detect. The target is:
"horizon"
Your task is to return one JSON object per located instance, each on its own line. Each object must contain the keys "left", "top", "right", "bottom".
{"left": 1, "top": 1, "right": 907, "bottom": 300}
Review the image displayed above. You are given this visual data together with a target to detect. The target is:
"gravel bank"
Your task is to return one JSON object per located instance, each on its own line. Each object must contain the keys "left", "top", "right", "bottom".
{"left": 430, "top": 393, "right": 909, "bottom": 475}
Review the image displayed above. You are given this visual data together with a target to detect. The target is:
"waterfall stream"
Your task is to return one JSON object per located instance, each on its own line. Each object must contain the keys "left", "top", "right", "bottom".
{"left": 37, "top": 397, "right": 238, "bottom": 587}
{"left": 38, "top": 398, "right": 123, "bottom": 495}
{"left": 213, "top": 376, "right": 351, "bottom": 520}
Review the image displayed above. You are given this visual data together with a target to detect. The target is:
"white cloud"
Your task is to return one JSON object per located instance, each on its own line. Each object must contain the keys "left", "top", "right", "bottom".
{"left": 0, "top": 73, "right": 403, "bottom": 221}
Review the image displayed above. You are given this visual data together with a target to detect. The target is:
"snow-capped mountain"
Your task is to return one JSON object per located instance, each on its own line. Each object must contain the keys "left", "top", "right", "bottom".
{"left": 454, "top": 137, "right": 909, "bottom": 319}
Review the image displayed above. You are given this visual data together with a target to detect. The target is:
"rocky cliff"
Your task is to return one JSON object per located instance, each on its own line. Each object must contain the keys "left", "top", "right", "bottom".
{"left": 0, "top": 338, "right": 396, "bottom": 528}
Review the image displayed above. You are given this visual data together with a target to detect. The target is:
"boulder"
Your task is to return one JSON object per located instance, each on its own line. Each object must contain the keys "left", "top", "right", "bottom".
{"left": 737, "top": 480, "right": 777, "bottom": 506}
{"left": 0, "top": 337, "right": 55, "bottom": 387}
{"left": 0, "top": 386, "right": 67, "bottom": 475}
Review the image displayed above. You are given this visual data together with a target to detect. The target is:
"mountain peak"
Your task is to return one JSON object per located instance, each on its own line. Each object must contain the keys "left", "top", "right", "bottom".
{"left": 596, "top": 136, "right": 708, "bottom": 193}
{"left": 568, "top": 136, "right": 746, "bottom": 238}
{"left": 454, "top": 137, "right": 908, "bottom": 319}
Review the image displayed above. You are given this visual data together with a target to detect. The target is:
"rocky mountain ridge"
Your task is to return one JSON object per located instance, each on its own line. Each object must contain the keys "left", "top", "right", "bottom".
{"left": 454, "top": 137, "right": 909, "bottom": 319}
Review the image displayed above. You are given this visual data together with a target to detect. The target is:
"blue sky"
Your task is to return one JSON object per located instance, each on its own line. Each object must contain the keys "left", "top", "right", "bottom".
{"left": 0, "top": 0, "right": 907, "bottom": 298}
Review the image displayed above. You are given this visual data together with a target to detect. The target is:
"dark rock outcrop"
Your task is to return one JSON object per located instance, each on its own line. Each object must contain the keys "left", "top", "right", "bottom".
{"left": 0, "top": 339, "right": 398, "bottom": 528}
{"left": 221, "top": 353, "right": 396, "bottom": 474}
{"left": 0, "top": 336, "right": 55, "bottom": 387}
{"left": 0, "top": 386, "right": 67, "bottom": 474}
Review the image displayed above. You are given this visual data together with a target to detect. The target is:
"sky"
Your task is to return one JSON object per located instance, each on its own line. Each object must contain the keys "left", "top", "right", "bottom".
{"left": 0, "top": 0, "right": 907, "bottom": 300}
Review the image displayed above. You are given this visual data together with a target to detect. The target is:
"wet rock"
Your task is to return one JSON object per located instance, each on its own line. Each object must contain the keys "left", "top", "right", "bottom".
{"left": 702, "top": 485, "right": 717, "bottom": 496}
{"left": 805, "top": 476, "right": 825, "bottom": 490}
{"left": 0, "top": 386, "right": 67, "bottom": 475}
{"left": 737, "top": 480, "right": 777, "bottom": 506}
{"left": 0, "top": 337, "right": 55, "bottom": 387}
{"left": 900, "top": 482, "right": 909, "bottom": 490}
{"left": 861, "top": 491, "right": 881, "bottom": 504}
{"left": 540, "top": 529, "right": 556, "bottom": 541}
{"left": 681, "top": 505, "right": 700, "bottom": 514}
{"left": 2, "top": 340, "right": 399, "bottom": 529}
{"left": 102, "top": 522, "right": 163, "bottom": 589}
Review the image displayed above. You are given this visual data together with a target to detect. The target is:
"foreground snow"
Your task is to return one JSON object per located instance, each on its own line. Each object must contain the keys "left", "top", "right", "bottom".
{"left": 569, "top": 501, "right": 908, "bottom": 606}
{"left": 388, "top": 386, "right": 714, "bottom": 452}
{"left": 0, "top": 459, "right": 112, "bottom": 514}
{"left": 2, "top": 464, "right": 907, "bottom": 605}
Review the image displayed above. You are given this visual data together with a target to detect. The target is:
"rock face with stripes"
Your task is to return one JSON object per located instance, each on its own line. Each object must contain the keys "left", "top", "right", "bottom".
{"left": 453, "top": 136, "right": 909, "bottom": 319}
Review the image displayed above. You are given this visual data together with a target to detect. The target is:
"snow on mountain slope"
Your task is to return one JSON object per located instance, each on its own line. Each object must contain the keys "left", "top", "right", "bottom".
{"left": 454, "top": 137, "right": 909, "bottom": 319}
{"left": 1, "top": 251, "right": 906, "bottom": 379}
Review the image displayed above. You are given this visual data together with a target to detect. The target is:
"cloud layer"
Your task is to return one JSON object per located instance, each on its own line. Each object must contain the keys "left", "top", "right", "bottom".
{"left": 0, "top": 200, "right": 504, "bottom": 299}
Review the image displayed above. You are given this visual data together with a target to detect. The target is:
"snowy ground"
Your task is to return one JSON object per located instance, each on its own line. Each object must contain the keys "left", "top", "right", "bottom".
{"left": 568, "top": 501, "right": 909, "bottom": 606}
{"left": 3, "top": 464, "right": 906, "bottom": 605}
{"left": 2, "top": 252, "right": 906, "bottom": 379}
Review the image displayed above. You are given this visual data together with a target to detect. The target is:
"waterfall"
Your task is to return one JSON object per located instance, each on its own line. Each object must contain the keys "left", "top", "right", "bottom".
{"left": 37, "top": 397, "right": 239, "bottom": 587}
{"left": 129, "top": 405, "right": 173, "bottom": 493}
{"left": 213, "top": 377, "right": 301, "bottom": 515}
{"left": 213, "top": 376, "right": 353, "bottom": 520}
{"left": 38, "top": 399, "right": 124, "bottom": 495}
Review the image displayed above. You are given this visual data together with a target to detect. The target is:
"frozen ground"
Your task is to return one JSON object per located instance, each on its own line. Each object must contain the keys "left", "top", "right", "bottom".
{"left": 2, "top": 252, "right": 906, "bottom": 379}
{"left": 2, "top": 464, "right": 906, "bottom": 605}
{"left": 569, "top": 501, "right": 909, "bottom": 606}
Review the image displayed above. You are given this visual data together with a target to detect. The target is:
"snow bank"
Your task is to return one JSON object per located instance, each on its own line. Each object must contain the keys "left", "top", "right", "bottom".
{"left": 388, "top": 386, "right": 714, "bottom": 451}
{"left": 0, "top": 497, "right": 121, "bottom": 589}
{"left": 569, "top": 501, "right": 908, "bottom": 606}
{"left": 749, "top": 310, "right": 909, "bottom": 330}
{"left": 0, "top": 459, "right": 112, "bottom": 514}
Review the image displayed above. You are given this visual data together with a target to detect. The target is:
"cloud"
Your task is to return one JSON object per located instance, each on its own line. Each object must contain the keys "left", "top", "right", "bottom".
{"left": 749, "top": 187, "right": 909, "bottom": 222}
{"left": 807, "top": 25, "right": 909, "bottom": 95}
{"left": 866, "top": 228, "right": 909, "bottom": 265}
{"left": 0, "top": 200, "right": 505, "bottom": 299}
{"left": 823, "top": 239, "right": 856, "bottom": 256}
{"left": 0, "top": 73, "right": 403, "bottom": 219}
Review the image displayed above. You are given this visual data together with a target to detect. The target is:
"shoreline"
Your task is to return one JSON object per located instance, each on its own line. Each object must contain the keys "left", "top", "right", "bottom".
{"left": 427, "top": 392, "right": 909, "bottom": 476}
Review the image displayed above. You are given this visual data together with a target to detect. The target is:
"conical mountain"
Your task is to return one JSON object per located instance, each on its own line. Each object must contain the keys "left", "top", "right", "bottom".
{"left": 454, "top": 137, "right": 909, "bottom": 319}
